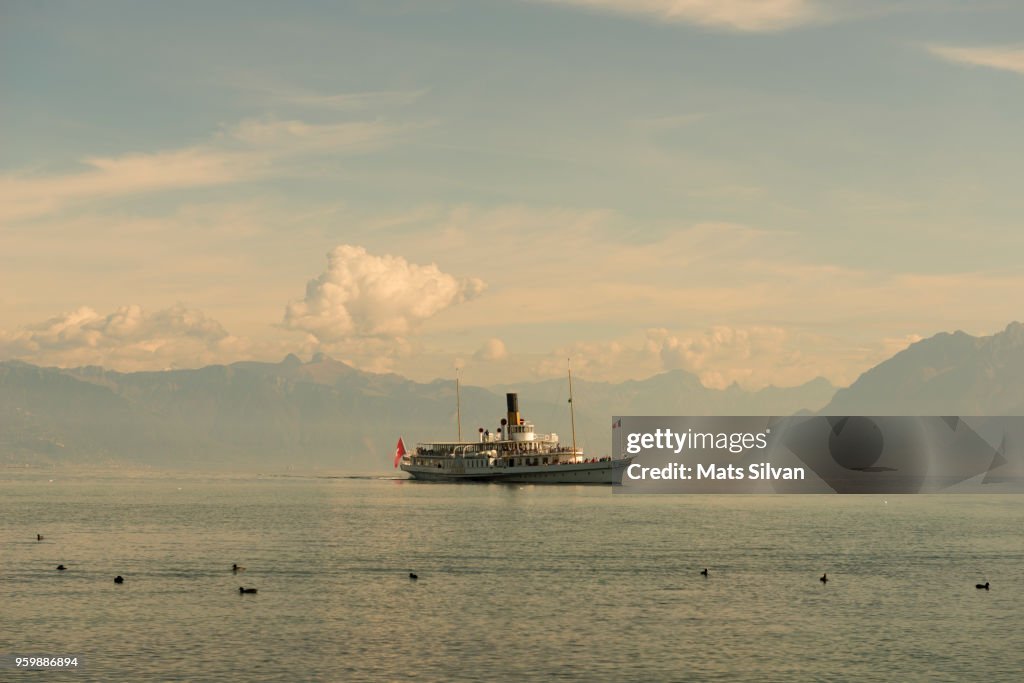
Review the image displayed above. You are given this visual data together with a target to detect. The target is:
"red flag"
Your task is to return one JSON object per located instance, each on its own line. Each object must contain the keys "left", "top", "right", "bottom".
{"left": 393, "top": 437, "right": 407, "bottom": 468}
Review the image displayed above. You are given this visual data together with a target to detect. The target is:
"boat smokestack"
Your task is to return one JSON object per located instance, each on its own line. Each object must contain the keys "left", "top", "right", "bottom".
{"left": 506, "top": 393, "right": 521, "bottom": 426}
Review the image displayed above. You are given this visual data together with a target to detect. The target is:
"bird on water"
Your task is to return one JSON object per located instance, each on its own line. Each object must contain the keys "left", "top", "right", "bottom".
{"left": 37, "top": 534, "right": 43, "bottom": 541}
{"left": 232, "top": 563, "right": 245, "bottom": 572}
{"left": 239, "top": 587, "right": 258, "bottom": 594}
{"left": 409, "top": 572, "right": 418, "bottom": 580}
{"left": 700, "top": 568, "right": 708, "bottom": 577}
{"left": 114, "top": 576, "right": 124, "bottom": 584}
{"left": 820, "top": 573, "right": 828, "bottom": 583}
{"left": 976, "top": 582, "right": 990, "bottom": 590}
{"left": 56, "top": 565, "right": 66, "bottom": 571}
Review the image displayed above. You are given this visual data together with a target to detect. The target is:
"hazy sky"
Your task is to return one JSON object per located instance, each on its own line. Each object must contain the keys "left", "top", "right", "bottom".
{"left": 2, "top": 0, "right": 1023, "bottom": 388}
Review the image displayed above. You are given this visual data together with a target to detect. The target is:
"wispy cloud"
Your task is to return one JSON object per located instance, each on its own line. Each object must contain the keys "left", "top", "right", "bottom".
{"left": 279, "top": 89, "right": 426, "bottom": 110}
{"left": 222, "top": 117, "right": 410, "bottom": 153}
{"left": 629, "top": 112, "right": 707, "bottom": 131}
{"left": 0, "top": 149, "right": 251, "bottom": 223}
{"left": 531, "top": 0, "right": 824, "bottom": 32}
{"left": 926, "top": 44, "right": 1024, "bottom": 76}
{"left": 0, "top": 117, "right": 415, "bottom": 222}
{"left": 223, "top": 73, "right": 426, "bottom": 111}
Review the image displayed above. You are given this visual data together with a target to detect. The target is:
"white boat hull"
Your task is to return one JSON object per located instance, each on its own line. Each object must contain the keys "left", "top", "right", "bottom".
{"left": 400, "top": 458, "right": 631, "bottom": 484}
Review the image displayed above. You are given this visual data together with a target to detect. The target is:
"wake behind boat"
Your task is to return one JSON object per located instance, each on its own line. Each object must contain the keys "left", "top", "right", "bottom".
{"left": 396, "top": 372, "right": 631, "bottom": 484}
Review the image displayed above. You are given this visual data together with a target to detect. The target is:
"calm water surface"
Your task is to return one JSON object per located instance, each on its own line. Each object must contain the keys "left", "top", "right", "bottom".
{"left": 1, "top": 471, "right": 1022, "bottom": 681}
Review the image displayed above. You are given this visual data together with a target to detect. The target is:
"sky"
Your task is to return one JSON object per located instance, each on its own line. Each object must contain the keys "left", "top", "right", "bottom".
{"left": 2, "top": 0, "right": 1023, "bottom": 389}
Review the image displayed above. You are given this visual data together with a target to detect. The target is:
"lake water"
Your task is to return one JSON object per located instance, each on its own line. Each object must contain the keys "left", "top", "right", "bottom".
{"left": 1, "top": 471, "right": 1022, "bottom": 681}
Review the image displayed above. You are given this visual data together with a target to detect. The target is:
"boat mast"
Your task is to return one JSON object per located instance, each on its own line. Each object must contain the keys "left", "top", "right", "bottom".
{"left": 456, "top": 368, "right": 462, "bottom": 442}
{"left": 567, "top": 358, "right": 577, "bottom": 456}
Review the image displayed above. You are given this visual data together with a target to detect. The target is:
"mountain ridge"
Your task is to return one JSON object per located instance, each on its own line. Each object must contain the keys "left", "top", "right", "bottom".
{"left": 5, "top": 321, "right": 1024, "bottom": 469}
{"left": 823, "top": 321, "right": 1024, "bottom": 414}
{"left": 1, "top": 355, "right": 832, "bottom": 468}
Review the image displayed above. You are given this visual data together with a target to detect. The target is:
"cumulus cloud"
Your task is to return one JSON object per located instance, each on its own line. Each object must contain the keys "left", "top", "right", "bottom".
{"left": 305, "top": 336, "right": 416, "bottom": 375}
{"left": 474, "top": 338, "right": 508, "bottom": 361}
{"left": 283, "top": 245, "right": 485, "bottom": 341}
{"left": 534, "top": 326, "right": 848, "bottom": 389}
{"left": 398, "top": 317, "right": 921, "bottom": 389}
{"left": 643, "top": 326, "right": 913, "bottom": 389}
{"left": 535, "top": 339, "right": 654, "bottom": 381}
{"left": 535, "top": 330, "right": 785, "bottom": 387}
{"left": 0, "top": 304, "right": 247, "bottom": 370}
{"left": 653, "top": 326, "right": 792, "bottom": 388}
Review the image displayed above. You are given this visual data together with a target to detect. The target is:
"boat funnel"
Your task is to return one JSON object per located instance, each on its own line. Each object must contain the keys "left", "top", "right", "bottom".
{"left": 506, "top": 393, "right": 521, "bottom": 426}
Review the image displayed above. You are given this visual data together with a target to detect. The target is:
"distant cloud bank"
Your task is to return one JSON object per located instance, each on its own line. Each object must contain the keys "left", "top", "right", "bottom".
{"left": 0, "top": 304, "right": 246, "bottom": 370}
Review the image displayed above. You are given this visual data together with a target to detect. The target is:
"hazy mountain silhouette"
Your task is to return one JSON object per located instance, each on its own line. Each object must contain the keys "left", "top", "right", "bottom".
{"left": 824, "top": 322, "right": 1024, "bottom": 414}
{"left": 0, "top": 355, "right": 832, "bottom": 469}
{"left": 10, "top": 321, "right": 1022, "bottom": 469}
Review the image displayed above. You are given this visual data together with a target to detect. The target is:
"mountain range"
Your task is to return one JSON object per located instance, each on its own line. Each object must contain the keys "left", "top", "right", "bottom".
{"left": 3, "top": 322, "right": 1023, "bottom": 469}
